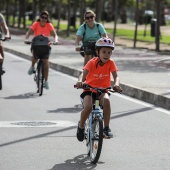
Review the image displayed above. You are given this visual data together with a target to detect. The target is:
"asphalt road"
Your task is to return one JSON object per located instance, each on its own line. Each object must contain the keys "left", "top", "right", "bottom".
{"left": 0, "top": 52, "right": 170, "bottom": 170}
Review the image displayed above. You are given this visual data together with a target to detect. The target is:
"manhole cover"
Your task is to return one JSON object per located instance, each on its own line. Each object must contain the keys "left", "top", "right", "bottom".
{"left": 0, "top": 121, "right": 76, "bottom": 128}
{"left": 11, "top": 121, "right": 57, "bottom": 126}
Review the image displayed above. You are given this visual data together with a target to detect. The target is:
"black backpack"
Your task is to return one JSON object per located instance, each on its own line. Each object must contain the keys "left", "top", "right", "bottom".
{"left": 32, "top": 34, "right": 51, "bottom": 59}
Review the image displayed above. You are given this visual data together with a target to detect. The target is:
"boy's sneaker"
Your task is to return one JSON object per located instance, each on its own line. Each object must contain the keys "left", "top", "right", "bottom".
{"left": 77, "top": 123, "right": 85, "bottom": 142}
{"left": 44, "top": 81, "right": 49, "bottom": 90}
{"left": 28, "top": 67, "right": 35, "bottom": 75}
{"left": 103, "top": 126, "right": 113, "bottom": 138}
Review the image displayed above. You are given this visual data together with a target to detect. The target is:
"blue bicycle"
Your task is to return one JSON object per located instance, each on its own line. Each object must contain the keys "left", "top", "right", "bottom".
{"left": 75, "top": 84, "right": 118, "bottom": 164}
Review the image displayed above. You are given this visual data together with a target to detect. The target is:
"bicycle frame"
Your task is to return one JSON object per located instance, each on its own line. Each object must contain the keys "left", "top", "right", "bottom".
{"left": 34, "top": 59, "right": 44, "bottom": 96}
{"left": 74, "top": 84, "right": 121, "bottom": 164}
{"left": 85, "top": 88, "right": 105, "bottom": 164}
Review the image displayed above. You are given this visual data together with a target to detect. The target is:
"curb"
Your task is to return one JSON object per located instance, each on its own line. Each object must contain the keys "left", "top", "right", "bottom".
{"left": 4, "top": 47, "right": 170, "bottom": 110}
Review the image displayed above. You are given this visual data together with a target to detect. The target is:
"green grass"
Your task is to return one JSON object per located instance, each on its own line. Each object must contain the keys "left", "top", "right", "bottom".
{"left": 106, "top": 28, "right": 170, "bottom": 44}
{"left": 8, "top": 17, "right": 170, "bottom": 44}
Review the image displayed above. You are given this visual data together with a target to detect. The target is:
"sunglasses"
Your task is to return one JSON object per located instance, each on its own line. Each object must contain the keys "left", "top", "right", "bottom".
{"left": 41, "top": 16, "right": 48, "bottom": 20}
{"left": 85, "top": 15, "right": 94, "bottom": 20}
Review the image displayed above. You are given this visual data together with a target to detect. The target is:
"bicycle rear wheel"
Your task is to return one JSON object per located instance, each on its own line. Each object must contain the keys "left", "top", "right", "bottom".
{"left": 90, "top": 117, "right": 103, "bottom": 164}
{"left": 37, "top": 61, "right": 44, "bottom": 96}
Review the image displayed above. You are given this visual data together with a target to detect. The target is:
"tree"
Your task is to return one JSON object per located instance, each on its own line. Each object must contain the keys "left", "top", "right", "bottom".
{"left": 134, "top": 0, "right": 139, "bottom": 48}
{"left": 113, "top": 0, "right": 118, "bottom": 42}
{"left": 155, "top": 0, "right": 161, "bottom": 51}
{"left": 95, "top": 0, "right": 103, "bottom": 22}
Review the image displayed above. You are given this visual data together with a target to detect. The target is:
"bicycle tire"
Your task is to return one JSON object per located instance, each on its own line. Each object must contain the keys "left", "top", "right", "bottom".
{"left": 85, "top": 119, "right": 90, "bottom": 156}
{"left": 37, "top": 61, "right": 44, "bottom": 96}
{"left": 90, "top": 117, "right": 103, "bottom": 164}
{"left": 0, "top": 75, "right": 2, "bottom": 90}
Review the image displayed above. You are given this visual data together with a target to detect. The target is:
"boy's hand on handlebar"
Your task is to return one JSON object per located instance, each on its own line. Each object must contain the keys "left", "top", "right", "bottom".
{"left": 113, "top": 85, "right": 122, "bottom": 93}
{"left": 76, "top": 81, "right": 83, "bottom": 88}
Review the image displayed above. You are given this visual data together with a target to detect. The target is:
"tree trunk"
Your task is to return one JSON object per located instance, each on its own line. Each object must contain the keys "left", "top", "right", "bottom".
{"left": 56, "top": 0, "right": 61, "bottom": 33}
{"left": 67, "top": 0, "right": 71, "bottom": 37}
{"left": 113, "top": 0, "right": 118, "bottom": 42}
{"left": 32, "top": 0, "right": 37, "bottom": 22}
{"left": 12, "top": 0, "right": 17, "bottom": 27}
{"left": 155, "top": 0, "right": 160, "bottom": 51}
{"left": 5, "top": 0, "right": 10, "bottom": 25}
{"left": 134, "top": 0, "right": 139, "bottom": 48}
{"left": 95, "top": 0, "right": 103, "bottom": 22}
{"left": 80, "top": 0, "right": 86, "bottom": 25}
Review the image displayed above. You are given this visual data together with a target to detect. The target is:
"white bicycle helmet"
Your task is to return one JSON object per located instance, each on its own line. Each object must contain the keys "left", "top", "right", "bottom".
{"left": 95, "top": 37, "right": 114, "bottom": 50}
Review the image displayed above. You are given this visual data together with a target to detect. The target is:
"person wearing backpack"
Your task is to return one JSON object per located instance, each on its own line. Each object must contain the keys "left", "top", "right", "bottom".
{"left": 75, "top": 10, "right": 107, "bottom": 66}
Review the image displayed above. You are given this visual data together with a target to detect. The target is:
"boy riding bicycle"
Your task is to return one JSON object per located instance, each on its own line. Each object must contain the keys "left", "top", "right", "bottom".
{"left": 76, "top": 37, "right": 122, "bottom": 142}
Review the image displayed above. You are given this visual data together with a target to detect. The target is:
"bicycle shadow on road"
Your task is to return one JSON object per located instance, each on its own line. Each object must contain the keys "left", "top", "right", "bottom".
{"left": 3, "top": 92, "right": 41, "bottom": 99}
{"left": 50, "top": 154, "right": 101, "bottom": 170}
{"left": 47, "top": 104, "right": 83, "bottom": 113}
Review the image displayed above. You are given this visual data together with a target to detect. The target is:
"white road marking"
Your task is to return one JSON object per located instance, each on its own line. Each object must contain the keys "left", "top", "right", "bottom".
{"left": 0, "top": 120, "right": 76, "bottom": 128}
{"left": 113, "top": 93, "right": 170, "bottom": 115}
{"left": 154, "top": 57, "right": 170, "bottom": 63}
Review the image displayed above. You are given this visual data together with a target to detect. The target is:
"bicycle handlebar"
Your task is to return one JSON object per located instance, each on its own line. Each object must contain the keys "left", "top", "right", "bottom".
{"left": 24, "top": 40, "right": 59, "bottom": 45}
{"left": 74, "top": 84, "right": 122, "bottom": 93}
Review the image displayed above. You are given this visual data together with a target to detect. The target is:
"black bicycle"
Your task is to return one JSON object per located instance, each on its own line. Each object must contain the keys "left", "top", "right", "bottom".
{"left": 74, "top": 84, "right": 121, "bottom": 164}
{"left": 25, "top": 35, "right": 57, "bottom": 96}
{"left": 0, "top": 36, "right": 11, "bottom": 90}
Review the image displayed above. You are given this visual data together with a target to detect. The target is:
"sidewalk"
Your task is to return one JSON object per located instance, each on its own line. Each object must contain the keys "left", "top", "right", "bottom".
{"left": 3, "top": 28, "right": 170, "bottom": 110}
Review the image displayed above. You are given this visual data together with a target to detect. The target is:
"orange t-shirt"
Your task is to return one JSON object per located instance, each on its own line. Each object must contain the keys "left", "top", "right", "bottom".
{"left": 30, "top": 22, "right": 54, "bottom": 37}
{"left": 83, "top": 57, "right": 118, "bottom": 88}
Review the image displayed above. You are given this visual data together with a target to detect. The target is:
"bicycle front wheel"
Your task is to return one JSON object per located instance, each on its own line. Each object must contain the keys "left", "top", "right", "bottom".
{"left": 37, "top": 61, "right": 44, "bottom": 96}
{"left": 90, "top": 117, "right": 103, "bottom": 164}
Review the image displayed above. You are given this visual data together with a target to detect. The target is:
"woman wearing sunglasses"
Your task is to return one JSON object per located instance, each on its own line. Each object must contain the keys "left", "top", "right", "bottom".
{"left": 75, "top": 10, "right": 107, "bottom": 66}
{"left": 25, "top": 11, "right": 58, "bottom": 90}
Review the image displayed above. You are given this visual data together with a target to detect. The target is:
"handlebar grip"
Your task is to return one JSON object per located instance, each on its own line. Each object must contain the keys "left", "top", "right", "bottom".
{"left": 74, "top": 85, "right": 78, "bottom": 88}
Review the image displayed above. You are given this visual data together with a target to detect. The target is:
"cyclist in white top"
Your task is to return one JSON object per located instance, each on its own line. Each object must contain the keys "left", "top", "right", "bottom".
{"left": 0, "top": 13, "right": 11, "bottom": 73}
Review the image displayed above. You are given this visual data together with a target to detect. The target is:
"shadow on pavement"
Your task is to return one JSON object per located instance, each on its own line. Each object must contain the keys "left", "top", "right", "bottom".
{"left": 50, "top": 154, "right": 100, "bottom": 170}
{"left": 0, "top": 126, "right": 77, "bottom": 148}
{"left": 3, "top": 92, "right": 40, "bottom": 99}
{"left": 111, "top": 106, "right": 154, "bottom": 120}
{"left": 47, "top": 104, "right": 83, "bottom": 113}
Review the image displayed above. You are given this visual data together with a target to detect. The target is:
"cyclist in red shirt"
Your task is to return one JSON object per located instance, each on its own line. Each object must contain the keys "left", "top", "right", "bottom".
{"left": 76, "top": 37, "right": 122, "bottom": 141}
{"left": 25, "top": 11, "right": 58, "bottom": 89}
